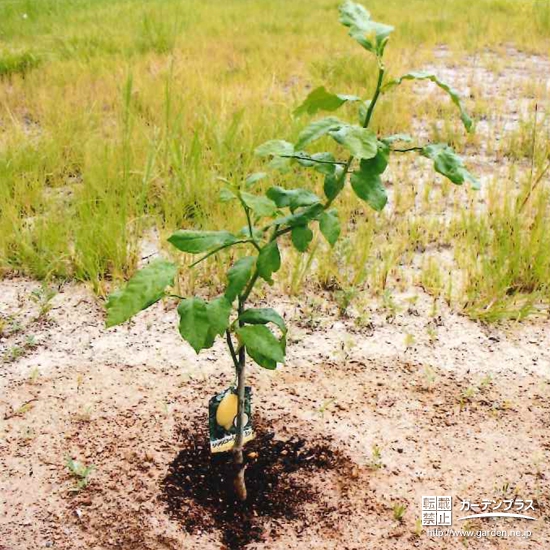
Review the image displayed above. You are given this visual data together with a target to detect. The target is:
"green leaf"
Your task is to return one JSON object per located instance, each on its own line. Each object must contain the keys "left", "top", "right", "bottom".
{"left": 291, "top": 225, "right": 314, "bottom": 252}
{"left": 225, "top": 256, "right": 256, "bottom": 302}
{"left": 293, "top": 151, "right": 338, "bottom": 176}
{"left": 105, "top": 259, "right": 177, "bottom": 327}
{"left": 270, "top": 203, "right": 325, "bottom": 228}
{"left": 237, "top": 226, "right": 263, "bottom": 240}
{"left": 257, "top": 241, "right": 281, "bottom": 283}
{"left": 245, "top": 172, "right": 267, "bottom": 189}
{"left": 240, "top": 309, "right": 287, "bottom": 368}
{"left": 240, "top": 191, "right": 277, "bottom": 217}
{"left": 254, "top": 140, "right": 294, "bottom": 171}
{"left": 339, "top": 0, "right": 372, "bottom": 27}
{"left": 67, "top": 457, "right": 94, "bottom": 478}
{"left": 383, "top": 72, "right": 473, "bottom": 132}
{"left": 362, "top": 140, "right": 390, "bottom": 174}
{"left": 319, "top": 209, "right": 341, "bottom": 246}
{"left": 168, "top": 230, "right": 238, "bottom": 254}
{"left": 177, "top": 296, "right": 230, "bottom": 354}
{"left": 238, "top": 307, "right": 287, "bottom": 335}
{"left": 422, "top": 144, "right": 480, "bottom": 189}
{"left": 358, "top": 100, "right": 371, "bottom": 125}
{"left": 266, "top": 186, "right": 321, "bottom": 211}
{"left": 324, "top": 165, "right": 345, "bottom": 201}
{"left": 295, "top": 116, "right": 343, "bottom": 150}
{"left": 350, "top": 160, "right": 388, "bottom": 211}
{"left": 237, "top": 325, "right": 285, "bottom": 364}
{"left": 381, "top": 133, "right": 413, "bottom": 144}
{"left": 310, "top": 152, "right": 339, "bottom": 176}
{"left": 339, "top": 0, "right": 394, "bottom": 55}
{"left": 348, "top": 22, "right": 393, "bottom": 56}
{"left": 206, "top": 296, "right": 232, "bottom": 337}
{"left": 255, "top": 139, "right": 294, "bottom": 158}
{"left": 247, "top": 348, "right": 278, "bottom": 370}
{"left": 329, "top": 125, "right": 378, "bottom": 159}
{"left": 177, "top": 297, "right": 213, "bottom": 353}
{"left": 294, "top": 86, "right": 359, "bottom": 117}
{"left": 219, "top": 187, "right": 237, "bottom": 203}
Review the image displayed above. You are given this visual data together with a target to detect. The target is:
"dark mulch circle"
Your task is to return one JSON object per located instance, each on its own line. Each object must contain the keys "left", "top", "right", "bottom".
{"left": 161, "top": 421, "right": 354, "bottom": 548}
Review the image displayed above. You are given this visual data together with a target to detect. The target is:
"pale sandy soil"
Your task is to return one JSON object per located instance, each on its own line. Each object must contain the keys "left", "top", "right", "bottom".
{"left": 1, "top": 277, "right": 549, "bottom": 549}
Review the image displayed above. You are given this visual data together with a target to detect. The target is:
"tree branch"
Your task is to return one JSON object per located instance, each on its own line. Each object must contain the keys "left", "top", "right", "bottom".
{"left": 226, "top": 330, "right": 240, "bottom": 370}
{"left": 189, "top": 239, "right": 253, "bottom": 267}
{"left": 239, "top": 197, "right": 262, "bottom": 252}
{"left": 279, "top": 154, "right": 348, "bottom": 166}
{"left": 392, "top": 146, "right": 424, "bottom": 153}
{"left": 325, "top": 61, "right": 386, "bottom": 210}
{"left": 227, "top": 53, "right": 390, "bottom": 503}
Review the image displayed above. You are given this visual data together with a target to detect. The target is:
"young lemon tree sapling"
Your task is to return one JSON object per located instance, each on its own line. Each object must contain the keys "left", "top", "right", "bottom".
{"left": 105, "top": 1, "right": 479, "bottom": 501}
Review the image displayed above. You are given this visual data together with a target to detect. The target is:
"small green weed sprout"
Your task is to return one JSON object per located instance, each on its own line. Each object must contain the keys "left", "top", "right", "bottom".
{"left": 30, "top": 283, "right": 57, "bottom": 319}
{"left": 368, "top": 443, "right": 383, "bottom": 469}
{"left": 66, "top": 457, "right": 95, "bottom": 492}
{"left": 393, "top": 502, "right": 407, "bottom": 522}
{"left": 335, "top": 287, "right": 359, "bottom": 317}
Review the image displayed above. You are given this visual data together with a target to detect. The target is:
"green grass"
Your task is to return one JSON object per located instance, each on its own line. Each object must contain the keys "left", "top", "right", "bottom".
{"left": 0, "top": 48, "right": 40, "bottom": 77}
{"left": 1, "top": 0, "right": 550, "bottom": 319}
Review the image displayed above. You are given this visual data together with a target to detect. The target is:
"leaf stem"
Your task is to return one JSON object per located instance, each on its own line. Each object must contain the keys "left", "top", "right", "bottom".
{"left": 240, "top": 198, "right": 262, "bottom": 252}
{"left": 363, "top": 62, "right": 385, "bottom": 129}
{"left": 272, "top": 225, "right": 294, "bottom": 240}
{"left": 240, "top": 270, "right": 260, "bottom": 304}
{"left": 325, "top": 60, "right": 386, "bottom": 209}
{"left": 393, "top": 146, "right": 424, "bottom": 153}
{"left": 168, "top": 293, "right": 185, "bottom": 300}
{"left": 189, "top": 239, "right": 254, "bottom": 267}
{"left": 279, "top": 154, "right": 347, "bottom": 166}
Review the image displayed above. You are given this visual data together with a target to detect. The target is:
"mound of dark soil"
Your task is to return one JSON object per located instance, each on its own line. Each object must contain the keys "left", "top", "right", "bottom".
{"left": 162, "top": 423, "right": 352, "bottom": 548}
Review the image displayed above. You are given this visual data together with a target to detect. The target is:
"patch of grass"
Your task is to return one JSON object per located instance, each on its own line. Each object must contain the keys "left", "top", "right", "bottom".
{"left": 419, "top": 256, "right": 445, "bottom": 298}
{"left": 0, "top": 49, "right": 40, "bottom": 77}
{"left": 137, "top": 10, "right": 183, "bottom": 54}
{"left": 2, "top": 334, "right": 37, "bottom": 362}
{"left": 452, "top": 178, "right": 550, "bottom": 321}
{"left": 393, "top": 503, "right": 407, "bottom": 522}
{"left": 1, "top": 0, "right": 550, "bottom": 321}
{"left": 534, "top": 0, "right": 550, "bottom": 34}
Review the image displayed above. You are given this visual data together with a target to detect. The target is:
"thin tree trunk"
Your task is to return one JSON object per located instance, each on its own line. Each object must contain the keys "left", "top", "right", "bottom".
{"left": 233, "top": 302, "right": 248, "bottom": 501}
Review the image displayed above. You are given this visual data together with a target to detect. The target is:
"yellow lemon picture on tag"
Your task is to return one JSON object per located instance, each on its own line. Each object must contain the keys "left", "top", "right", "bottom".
{"left": 216, "top": 391, "right": 238, "bottom": 430}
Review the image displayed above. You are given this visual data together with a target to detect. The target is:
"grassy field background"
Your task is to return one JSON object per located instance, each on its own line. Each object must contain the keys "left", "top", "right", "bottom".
{"left": 1, "top": 0, "right": 550, "bottom": 320}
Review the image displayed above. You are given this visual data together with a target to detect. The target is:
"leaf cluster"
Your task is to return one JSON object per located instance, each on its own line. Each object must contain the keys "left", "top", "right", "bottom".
{"left": 104, "top": 1, "right": 479, "bottom": 374}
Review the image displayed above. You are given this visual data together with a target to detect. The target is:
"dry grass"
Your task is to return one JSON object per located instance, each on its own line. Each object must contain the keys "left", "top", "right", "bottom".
{"left": 1, "top": 0, "right": 550, "bottom": 320}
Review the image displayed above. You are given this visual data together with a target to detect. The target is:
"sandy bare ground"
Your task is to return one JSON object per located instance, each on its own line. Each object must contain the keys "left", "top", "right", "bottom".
{"left": 1, "top": 277, "right": 549, "bottom": 549}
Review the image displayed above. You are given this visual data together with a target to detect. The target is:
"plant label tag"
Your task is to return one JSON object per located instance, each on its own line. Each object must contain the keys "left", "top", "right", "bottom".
{"left": 209, "top": 386, "right": 255, "bottom": 453}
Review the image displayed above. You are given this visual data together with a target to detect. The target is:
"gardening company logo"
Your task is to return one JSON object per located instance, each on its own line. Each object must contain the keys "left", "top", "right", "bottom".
{"left": 422, "top": 496, "right": 452, "bottom": 526}
{"left": 422, "top": 495, "right": 537, "bottom": 526}
{"left": 457, "top": 497, "right": 536, "bottom": 521}
{"left": 421, "top": 496, "right": 536, "bottom": 540}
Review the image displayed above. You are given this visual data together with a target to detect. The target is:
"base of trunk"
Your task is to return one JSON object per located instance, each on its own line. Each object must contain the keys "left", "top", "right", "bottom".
{"left": 234, "top": 464, "right": 247, "bottom": 501}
